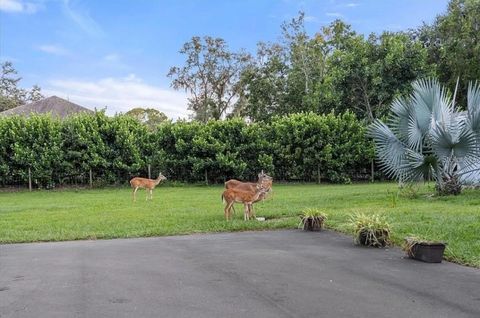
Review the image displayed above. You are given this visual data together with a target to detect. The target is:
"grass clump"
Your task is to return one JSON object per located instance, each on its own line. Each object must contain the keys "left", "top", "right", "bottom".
{"left": 349, "top": 213, "right": 391, "bottom": 247}
{"left": 298, "top": 208, "right": 327, "bottom": 231}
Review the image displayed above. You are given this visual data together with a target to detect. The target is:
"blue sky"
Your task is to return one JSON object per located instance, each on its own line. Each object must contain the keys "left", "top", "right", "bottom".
{"left": 1, "top": 0, "right": 449, "bottom": 118}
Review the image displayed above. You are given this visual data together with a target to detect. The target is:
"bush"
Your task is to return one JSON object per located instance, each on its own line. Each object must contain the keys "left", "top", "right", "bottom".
{"left": 0, "top": 111, "right": 374, "bottom": 186}
{"left": 349, "top": 213, "right": 391, "bottom": 247}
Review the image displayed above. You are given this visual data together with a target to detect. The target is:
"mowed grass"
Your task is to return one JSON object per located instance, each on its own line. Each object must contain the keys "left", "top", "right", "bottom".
{"left": 0, "top": 183, "right": 479, "bottom": 267}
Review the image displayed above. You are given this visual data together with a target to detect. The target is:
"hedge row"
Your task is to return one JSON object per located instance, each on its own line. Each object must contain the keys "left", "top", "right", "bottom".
{"left": 0, "top": 111, "right": 374, "bottom": 187}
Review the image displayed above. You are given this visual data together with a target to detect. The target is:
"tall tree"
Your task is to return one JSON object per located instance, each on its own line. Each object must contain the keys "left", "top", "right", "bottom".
{"left": 168, "top": 36, "right": 251, "bottom": 122}
{"left": 327, "top": 31, "right": 434, "bottom": 121}
{"left": 234, "top": 42, "right": 288, "bottom": 121}
{"left": 236, "top": 12, "right": 333, "bottom": 121}
{"left": 0, "top": 61, "right": 44, "bottom": 111}
{"left": 416, "top": 0, "right": 480, "bottom": 105}
{"left": 125, "top": 107, "right": 168, "bottom": 130}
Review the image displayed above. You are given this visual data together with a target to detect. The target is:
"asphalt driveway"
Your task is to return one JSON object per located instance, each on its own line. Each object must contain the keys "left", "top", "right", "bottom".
{"left": 1, "top": 230, "right": 479, "bottom": 318}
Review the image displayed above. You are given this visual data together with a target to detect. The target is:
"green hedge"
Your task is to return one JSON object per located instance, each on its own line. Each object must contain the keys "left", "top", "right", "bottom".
{"left": 0, "top": 111, "right": 374, "bottom": 187}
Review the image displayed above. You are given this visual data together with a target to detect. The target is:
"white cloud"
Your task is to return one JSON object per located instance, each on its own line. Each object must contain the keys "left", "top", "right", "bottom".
{"left": 103, "top": 53, "right": 120, "bottom": 62}
{"left": 346, "top": 3, "right": 359, "bottom": 7}
{"left": 326, "top": 12, "right": 344, "bottom": 18}
{"left": 63, "top": 0, "right": 104, "bottom": 37}
{"left": 44, "top": 75, "right": 189, "bottom": 120}
{"left": 0, "top": 0, "right": 40, "bottom": 13}
{"left": 304, "top": 15, "right": 318, "bottom": 23}
{"left": 37, "top": 44, "right": 70, "bottom": 56}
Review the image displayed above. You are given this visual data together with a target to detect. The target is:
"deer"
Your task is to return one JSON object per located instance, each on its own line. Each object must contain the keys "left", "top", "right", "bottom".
{"left": 222, "top": 181, "right": 271, "bottom": 221}
{"left": 224, "top": 170, "right": 273, "bottom": 219}
{"left": 130, "top": 173, "right": 167, "bottom": 202}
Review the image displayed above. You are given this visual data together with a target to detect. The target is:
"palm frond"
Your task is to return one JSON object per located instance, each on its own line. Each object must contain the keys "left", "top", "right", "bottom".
{"left": 389, "top": 96, "right": 410, "bottom": 142}
{"left": 400, "top": 149, "right": 437, "bottom": 182}
{"left": 430, "top": 113, "right": 476, "bottom": 160}
{"left": 368, "top": 120, "right": 408, "bottom": 179}
{"left": 372, "top": 77, "right": 480, "bottom": 189}
{"left": 467, "top": 81, "right": 480, "bottom": 136}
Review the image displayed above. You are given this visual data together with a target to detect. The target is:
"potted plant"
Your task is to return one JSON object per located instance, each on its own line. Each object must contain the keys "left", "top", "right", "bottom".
{"left": 403, "top": 237, "right": 446, "bottom": 263}
{"left": 349, "top": 213, "right": 391, "bottom": 247}
{"left": 299, "top": 208, "right": 327, "bottom": 231}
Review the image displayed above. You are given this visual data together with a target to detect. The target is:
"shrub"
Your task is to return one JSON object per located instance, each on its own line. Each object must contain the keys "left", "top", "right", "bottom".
{"left": 299, "top": 208, "right": 327, "bottom": 231}
{"left": 349, "top": 213, "right": 391, "bottom": 247}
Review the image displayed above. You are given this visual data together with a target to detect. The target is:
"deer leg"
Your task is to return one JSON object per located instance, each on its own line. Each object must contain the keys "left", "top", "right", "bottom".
{"left": 150, "top": 189, "right": 153, "bottom": 200}
{"left": 225, "top": 202, "right": 234, "bottom": 221}
{"left": 133, "top": 187, "right": 138, "bottom": 202}
{"left": 244, "top": 204, "right": 249, "bottom": 221}
{"left": 248, "top": 203, "right": 255, "bottom": 218}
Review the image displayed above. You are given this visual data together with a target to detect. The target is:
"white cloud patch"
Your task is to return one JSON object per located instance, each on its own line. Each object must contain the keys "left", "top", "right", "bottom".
{"left": 326, "top": 12, "right": 344, "bottom": 18}
{"left": 63, "top": 0, "right": 105, "bottom": 37}
{"left": 304, "top": 15, "right": 318, "bottom": 22}
{"left": 37, "top": 44, "right": 70, "bottom": 56}
{"left": 103, "top": 53, "right": 120, "bottom": 62}
{"left": 0, "top": 0, "right": 40, "bottom": 13}
{"left": 44, "top": 74, "right": 189, "bottom": 119}
{"left": 346, "top": 3, "right": 359, "bottom": 7}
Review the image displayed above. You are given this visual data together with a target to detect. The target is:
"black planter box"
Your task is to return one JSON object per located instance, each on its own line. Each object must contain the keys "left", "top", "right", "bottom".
{"left": 410, "top": 242, "right": 446, "bottom": 263}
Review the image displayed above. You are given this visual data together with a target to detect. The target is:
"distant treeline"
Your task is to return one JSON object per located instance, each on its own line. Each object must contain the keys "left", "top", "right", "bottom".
{"left": 0, "top": 112, "right": 373, "bottom": 187}
{"left": 168, "top": 0, "right": 480, "bottom": 123}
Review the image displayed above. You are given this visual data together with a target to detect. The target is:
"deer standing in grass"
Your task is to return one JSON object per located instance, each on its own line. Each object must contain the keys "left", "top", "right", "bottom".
{"left": 222, "top": 179, "right": 271, "bottom": 221}
{"left": 224, "top": 171, "right": 273, "bottom": 219}
{"left": 130, "top": 173, "right": 167, "bottom": 202}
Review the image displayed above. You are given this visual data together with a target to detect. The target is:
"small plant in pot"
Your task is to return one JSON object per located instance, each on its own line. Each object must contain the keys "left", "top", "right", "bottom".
{"left": 403, "top": 237, "right": 446, "bottom": 263}
{"left": 299, "top": 208, "right": 327, "bottom": 231}
{"left": 349, "top": 213, "right": 391, "bottom": 247}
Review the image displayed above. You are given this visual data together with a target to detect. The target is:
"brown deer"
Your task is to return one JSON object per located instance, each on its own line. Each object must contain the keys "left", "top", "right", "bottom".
{"left": 130, "top": 173, "right": 167, "bottom": 202}
{"left": 222, "top": 179, "right": 271, "bottom": 221}
{"left": 224, "top": 170, "right": 273, "bottom": 218}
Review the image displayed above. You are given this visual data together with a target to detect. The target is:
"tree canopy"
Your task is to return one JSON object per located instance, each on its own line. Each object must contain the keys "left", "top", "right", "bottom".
{"left": 0, "top": 62, "right": 44, "bottom": 112}
{"left": 169, "top": 1, "right": 479, "bottom": 122}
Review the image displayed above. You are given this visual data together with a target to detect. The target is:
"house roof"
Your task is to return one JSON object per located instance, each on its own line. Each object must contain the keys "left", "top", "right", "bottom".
{"left": 0, "top": 96, "right": 94, "bottom": 119}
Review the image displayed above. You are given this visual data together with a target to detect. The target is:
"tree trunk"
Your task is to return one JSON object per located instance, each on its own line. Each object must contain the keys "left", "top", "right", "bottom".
{"left": 28, "top": 167, "right": 32, "bottom": 192}
{"left": 317, "top": 164, "right": 321, "bottom": 184}
{"left": 371, "top": 160, "right": 374, "bottom": 182}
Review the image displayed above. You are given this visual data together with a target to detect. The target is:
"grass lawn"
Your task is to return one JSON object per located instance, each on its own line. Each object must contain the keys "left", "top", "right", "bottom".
{"left": 0, "top": 183, "right": 479, "bottom": 267}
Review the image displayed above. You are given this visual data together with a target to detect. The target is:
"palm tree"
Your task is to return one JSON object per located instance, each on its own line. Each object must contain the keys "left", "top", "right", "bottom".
{"left": 369, "top": 78, "right": 480, "bottom": 195}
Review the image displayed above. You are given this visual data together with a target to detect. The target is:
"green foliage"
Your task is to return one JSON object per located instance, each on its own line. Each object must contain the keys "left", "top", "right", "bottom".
{"left": 235, "top": 16, "right": 434, "bottom": 122}
{"left": 369, "top": 78, "right": 480, "bottom": 195}
{"left": 0, "top": 112, "right": 372, "bottom": 186}
{"left": 300, "top": 208, "right": 327, "bottom": 218}
{"left": 326, "top": 31, "right": 435, "bottom": 121}
{"left": 125, "top": 107, "right": 169, "bottom": 130}
{"left": 0, "top": 61, "right": 44, "bottom": 111}
{"left": 298, "top": 207, "right": 327, "bottom": 229}
{"left": 398, "top": 183, "right": 421, "bottom": 199}
{"left": 167, "top": 36, "right": 251, "bottom": 122}
{"left": 268, "top": 112, "right": 373, "bottom": 182}
{"left": 416, "top": 0, "right": 480, "bottom": 105}
{"left": 349, "top": 213, "right": 391, "bottom": 247}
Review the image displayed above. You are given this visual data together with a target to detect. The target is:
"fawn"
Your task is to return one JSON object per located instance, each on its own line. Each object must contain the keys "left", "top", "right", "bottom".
{"left": 224, "top": 170, "right": 273, "bottom": 218}
{"left": 222, "top": 181, "right": 270, "bottom": 221}
{"left": 130, "top": 173, "right": 167, "bottom": 202}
